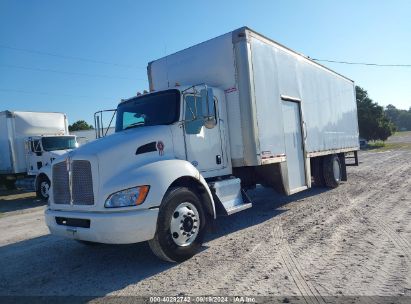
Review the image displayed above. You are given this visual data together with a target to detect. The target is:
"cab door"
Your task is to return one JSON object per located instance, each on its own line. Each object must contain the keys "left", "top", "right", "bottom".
{"left": 183, "top": 94, "right": 224, "bottom": 173}
{"left": 25, "top": 138, "right": 43, "bottom": 175}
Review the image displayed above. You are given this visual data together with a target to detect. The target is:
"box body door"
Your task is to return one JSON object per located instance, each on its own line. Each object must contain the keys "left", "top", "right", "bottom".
{"left": 281, "top": 100, "right": 307, "bottom": 193}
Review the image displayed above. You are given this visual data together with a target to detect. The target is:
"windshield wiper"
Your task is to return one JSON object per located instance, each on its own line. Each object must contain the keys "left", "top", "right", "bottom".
{"left": 124, "top": 122, "right": 145, "bottom": 130}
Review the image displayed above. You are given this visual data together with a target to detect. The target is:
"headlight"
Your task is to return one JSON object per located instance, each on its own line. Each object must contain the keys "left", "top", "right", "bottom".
{"left": 104, "top": 185, "right": 150, "bottom": 208}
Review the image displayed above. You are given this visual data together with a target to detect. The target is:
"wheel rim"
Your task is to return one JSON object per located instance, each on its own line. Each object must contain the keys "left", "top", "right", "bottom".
{"left": 333, "top": 158, "right": 341, "bottom": 182}
{"left": 170, "top": 202, "right": 200, "bottom": 247}
{"left": 40, "top": 181, "right": 50, "bottom": 198}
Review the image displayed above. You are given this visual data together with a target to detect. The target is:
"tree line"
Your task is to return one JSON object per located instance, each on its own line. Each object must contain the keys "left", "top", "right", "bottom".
{"left": 68, "top": 120, "right": 94, "bottom": 132}
{"left": 356, "top": 86, "right": 410, "bottom": 141}
{"left": 384, "top": 104, "right": 411, "bottom": 132}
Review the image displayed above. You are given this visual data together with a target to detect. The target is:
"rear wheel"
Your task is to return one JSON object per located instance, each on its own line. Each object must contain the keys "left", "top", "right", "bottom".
{"left": 36, "top": 175, "right": 50, "bottom": 201}
{"left": 149, "top": 187, "right": 206, "bottom": 262}
{"left": 4, "top": 179, "right": 16, "bottom": 190}
{"left": 323, "top": 154, "right": 341, "bottom": 188}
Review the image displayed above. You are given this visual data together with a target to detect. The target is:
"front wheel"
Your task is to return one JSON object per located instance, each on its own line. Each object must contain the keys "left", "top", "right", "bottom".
{"left": 36, "top": 175, "right": 50, "bottom": 201}
{"left": 149, "top": 187, "right": 206, "bottom": 262}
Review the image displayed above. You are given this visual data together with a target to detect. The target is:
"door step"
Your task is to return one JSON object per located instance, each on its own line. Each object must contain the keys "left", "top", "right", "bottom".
{"left": 225, "top": 199, "right": 252, "bottom": 215}
{"left": 209, "top": 178, "right": 252, "bottom": 216}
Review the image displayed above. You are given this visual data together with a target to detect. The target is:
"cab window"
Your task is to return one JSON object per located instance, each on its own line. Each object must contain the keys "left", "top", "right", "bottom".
{"left": 31, "top": 140, "right": 41, "bottom": 152}
{"left": 184, "top": 95, "right": 217, "bottom": 134}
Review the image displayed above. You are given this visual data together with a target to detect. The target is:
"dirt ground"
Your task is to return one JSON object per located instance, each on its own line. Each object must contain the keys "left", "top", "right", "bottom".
{"left": 0, "top": 135, "right": 410, "bottom": 301}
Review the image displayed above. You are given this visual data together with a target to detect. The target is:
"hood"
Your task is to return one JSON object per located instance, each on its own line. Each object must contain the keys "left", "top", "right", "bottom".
{"left": 48, "top": 149, "right": 72, "bottom": 158}
{"left": 73, "top": 125, "right": 173, "bottom": 160}
{"left": 49, "top": 125, "right": 175, "bottom": 208}
{"left": 69, "top": 125, "right": 174, "bottom": 182}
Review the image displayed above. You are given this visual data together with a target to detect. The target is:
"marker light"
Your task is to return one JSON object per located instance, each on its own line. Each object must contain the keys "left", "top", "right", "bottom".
{"left": 104, "top": 185, "right": 150, "bottom": 208}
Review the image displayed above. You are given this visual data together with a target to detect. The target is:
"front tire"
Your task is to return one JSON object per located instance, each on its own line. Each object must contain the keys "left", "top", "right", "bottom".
{"left": 149, "top": 187, "right": 206, "bottom": 262}
{"left": 323, "top": 154, "right": 342, "bottom": 188}
{"left": 36, "top": 175, "right": 50, "bottom": 201}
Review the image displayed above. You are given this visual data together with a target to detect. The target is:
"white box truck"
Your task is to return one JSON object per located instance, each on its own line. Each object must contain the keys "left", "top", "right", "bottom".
{"left": 0, "top": 111, "right": 78, "bottom": 199}
{"left": 45, "top": 27, "right": 359, "bottom": 262}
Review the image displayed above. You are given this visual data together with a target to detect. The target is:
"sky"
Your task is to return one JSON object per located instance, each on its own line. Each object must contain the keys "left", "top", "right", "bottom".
{"left": 0, "top": 0, "right": 410, "bottom": 126}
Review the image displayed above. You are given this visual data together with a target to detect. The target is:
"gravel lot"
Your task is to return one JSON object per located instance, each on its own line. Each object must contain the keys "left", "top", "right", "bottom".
{"left": 0, "top": 137, "right": 410, "bottom": 301}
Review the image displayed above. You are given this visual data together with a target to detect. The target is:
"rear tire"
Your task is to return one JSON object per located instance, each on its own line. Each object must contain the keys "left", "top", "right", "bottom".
{"left": 149, "top": 187, "right": 206, "bottom": 262}
{"left": 322, "top": 154, "right": 341, "bottom": 188}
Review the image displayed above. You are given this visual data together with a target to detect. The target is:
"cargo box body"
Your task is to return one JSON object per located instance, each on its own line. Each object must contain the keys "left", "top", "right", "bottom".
{"left": 0, "top": 111, "right": 68, "bottom": 174}
{"left": 149, "top": 27, "right": 359, "bottom": 168}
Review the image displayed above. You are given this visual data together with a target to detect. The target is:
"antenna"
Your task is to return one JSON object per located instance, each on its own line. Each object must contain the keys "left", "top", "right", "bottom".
{"left": 164, "top": 42, "right": 170, "bottom": 88}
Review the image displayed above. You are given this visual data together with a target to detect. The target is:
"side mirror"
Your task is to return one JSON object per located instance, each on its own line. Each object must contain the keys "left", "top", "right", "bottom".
{"left": 200, "top": 88, "right": 216, "bottom": 129}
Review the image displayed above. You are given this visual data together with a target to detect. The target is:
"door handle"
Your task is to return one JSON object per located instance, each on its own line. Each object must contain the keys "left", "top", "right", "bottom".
{"left": 303, "top": 121, "right": 307, "bottom": 140}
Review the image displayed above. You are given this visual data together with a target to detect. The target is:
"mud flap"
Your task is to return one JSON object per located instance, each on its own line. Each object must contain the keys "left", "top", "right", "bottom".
{"left": 339, "top": 153, "right": 348, "bottom": 181}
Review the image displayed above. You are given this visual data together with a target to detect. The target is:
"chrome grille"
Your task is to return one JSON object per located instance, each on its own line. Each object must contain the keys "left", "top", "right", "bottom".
{"left": 72, "top": 160, "right": 94, "bottom": 205}
{"left": 52, "top": 160, "right": 94, "bottom": 205}
{"left": 52, "top": 161, "right": 70, "bottom": 204}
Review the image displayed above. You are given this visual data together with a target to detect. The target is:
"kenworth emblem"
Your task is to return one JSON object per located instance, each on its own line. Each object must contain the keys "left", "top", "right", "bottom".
{"left": 157, "top": 141, "right": 164, "bottom": 156}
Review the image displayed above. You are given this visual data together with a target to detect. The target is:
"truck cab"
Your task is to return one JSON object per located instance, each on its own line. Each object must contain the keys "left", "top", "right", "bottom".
{"left": 46, "top": 85, "right": 241, "bottom": 262}
{"left": 26, "top": 135, "right": 78, "bottom": 175}
{"left": 113, "top": 85, "right": 231, "bottom": 178}
{"left": 28, "top": 135, "right": 78, "bottom": 200}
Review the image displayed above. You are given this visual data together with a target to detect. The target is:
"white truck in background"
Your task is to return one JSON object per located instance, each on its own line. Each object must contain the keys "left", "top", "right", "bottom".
{"left": 45, "top": 27, "right": 359, "bottom": 262}
{"left": 0, "top": 111, "right": 78, "bottom": 200}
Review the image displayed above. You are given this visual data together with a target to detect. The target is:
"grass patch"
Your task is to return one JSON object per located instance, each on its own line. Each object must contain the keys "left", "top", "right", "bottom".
{"left": 368, "top": 141, "right": 386, "bottom": 148}
{"left": 392, "top": 130, "right": 411, "bottom": 137}
{"left": 368, "top": 142, "right": 411, "bottom": 151}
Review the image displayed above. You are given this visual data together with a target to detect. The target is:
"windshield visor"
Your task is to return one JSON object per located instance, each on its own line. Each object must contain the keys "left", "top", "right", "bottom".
{"left": 41, "top": 136, "right": 77, "bottom": 151}
{"left": 115, "top": 89, "right": 180, "bottom": 132}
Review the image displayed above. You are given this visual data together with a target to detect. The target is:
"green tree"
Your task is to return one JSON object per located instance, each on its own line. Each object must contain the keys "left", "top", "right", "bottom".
{"left": 356, "top": 86, "right": 395, "bottom": 141}
{"left": 384, "top": 104, "right": 399, "bottom": 123}
{"left": 384, "top": 104, "right": 411, "bottom": 131}
{"left": 68, "top": 120, "right": 94, "bottom": 132}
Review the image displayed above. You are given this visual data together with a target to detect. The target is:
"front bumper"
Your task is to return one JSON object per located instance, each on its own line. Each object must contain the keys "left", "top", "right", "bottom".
{"left": 45, "top": 208, "right": 159, "bottom": 244}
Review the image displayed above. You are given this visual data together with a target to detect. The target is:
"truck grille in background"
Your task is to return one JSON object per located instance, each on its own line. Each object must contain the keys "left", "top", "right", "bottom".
{"left": 52, "top": 160, "right": 95, "bottom": 205}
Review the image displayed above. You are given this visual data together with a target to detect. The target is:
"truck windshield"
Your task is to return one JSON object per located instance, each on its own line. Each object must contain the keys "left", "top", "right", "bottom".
{"left": 41, "top": 136, "right": 77, "bottom": 151}
{"left": 115, "top": 89, "right": 180, "bottom": 132}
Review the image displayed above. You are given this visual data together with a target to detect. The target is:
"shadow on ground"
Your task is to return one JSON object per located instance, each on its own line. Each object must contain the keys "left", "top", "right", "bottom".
{"left": 0, "top": 190, "right": 45, "bottom": 214}
{"left": 0, "top": 186, "right": 328, "bottom": 297}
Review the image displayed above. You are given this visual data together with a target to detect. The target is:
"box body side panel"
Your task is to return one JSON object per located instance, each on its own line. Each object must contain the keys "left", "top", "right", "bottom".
{"left": 149, "top": 33, "right": 237, "bottom": 91}
{"left": 248, "top": 38, "right": 286, "bottom": 158}
{"left": 249, "top": 34, "right": 359, "bottom": 154}
{"left": 149, "top": 32, "right": 261, "bottom": 166}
